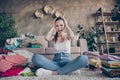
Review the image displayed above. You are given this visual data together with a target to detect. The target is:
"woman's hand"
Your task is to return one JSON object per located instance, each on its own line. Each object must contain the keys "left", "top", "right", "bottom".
{"left": 62, "top": 17, "right": 74, "bottom": 40}
{"left": 52, "top": 18, "right": 57, "bottom": 28}
{"left": 62, "top": 17, "right": 69, "bottom": 28}
{"left": 44, "top": 18, "right": 56, "bottom": 41}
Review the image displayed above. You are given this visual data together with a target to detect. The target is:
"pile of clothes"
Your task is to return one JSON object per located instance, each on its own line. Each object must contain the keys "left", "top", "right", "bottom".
{"left": 83, "top": 51, "right": 120, "bottom": 77}
{"left": 101, "top": 55, "right": 120, "bottom": 77}
{"left": 0, "top": 48, "right": 36, "bottom": 77}
{"left": 4, "top": 33, "right": 42, "bottom": 50}
{"left": 83, "top": 51, "right": 102, "bottom": 70}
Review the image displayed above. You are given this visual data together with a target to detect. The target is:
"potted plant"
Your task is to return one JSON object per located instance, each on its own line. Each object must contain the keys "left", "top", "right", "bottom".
{"left": 76, "top": 24, "right": 99, "bottom": 51}
{"left": 0, "top": 12, "right": 18, "bottom": 47}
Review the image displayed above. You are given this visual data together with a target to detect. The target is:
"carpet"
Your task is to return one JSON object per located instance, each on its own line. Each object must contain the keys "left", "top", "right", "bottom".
{"left": 0, "top": 68, "right": 119, "bottom": 80}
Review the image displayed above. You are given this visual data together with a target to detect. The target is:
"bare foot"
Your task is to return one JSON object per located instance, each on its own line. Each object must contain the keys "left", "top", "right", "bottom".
{"left": 52, "top": 71, "right": 58, "bottom": 75}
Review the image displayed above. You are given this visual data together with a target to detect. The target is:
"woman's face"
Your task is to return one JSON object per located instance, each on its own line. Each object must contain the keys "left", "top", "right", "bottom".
{"left": 55, "top": 20, "right": 65, "bottom": 34}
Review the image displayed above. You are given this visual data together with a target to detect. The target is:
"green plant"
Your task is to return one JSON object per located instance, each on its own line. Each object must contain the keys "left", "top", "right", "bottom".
{"left": 76, "top": 24, "right": 86, "bottom": 39}
{"left": 76, "top": 24, "right": 99, "bottom": 51}
{"left": 0, "top": 12, "right": 18, "bottom": 47}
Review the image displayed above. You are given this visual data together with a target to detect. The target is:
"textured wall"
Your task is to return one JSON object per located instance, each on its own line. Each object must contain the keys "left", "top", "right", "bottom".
{"left": 0, "top": 0, "right": 115, "bottom": 35}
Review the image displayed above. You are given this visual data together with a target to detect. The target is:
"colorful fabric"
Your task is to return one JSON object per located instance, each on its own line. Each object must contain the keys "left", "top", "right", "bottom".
{"left": 100, "top": 55, "right": 120, "bottom": 61}
{"left": 0, "top": 66, "right": 23, "bottom": 77}
{"left": 20, "top": 72, "right": 35, "bottom": 76}
{"left": 5, "top": 55, "right": 27, "bottom": 66}
{"left": 13, "top": 49, "right": 34, "bottom": 63}
{"left": 102, "top": 66, "right": 120, "bottom": 77}
{"left": 89, "top": 65, "right": 96, "bottom": 70}
{"left": 0, "top": 55, "right": 26, "bottom": 72}
{"left": 102, "top": 60, "right": 120, "bottom": 68}
{"left": 83, "top": 51, "right": 120, "bottom": 61}
{"left": 19, "top": 67, "right": 35, "bottom": 76}
{"left": 89, "top": 59, "right": 101, "bottom": 69}
{"left": 4, "top": 40, "right": 20, "bottom": 50}
{"left": 31, "top": 45, "right": 41, "bottom": 48}
{"left": 0, "top": 48, "right": 12, "bottom": 54}
{"left": 0, "top": 55, "right": 13, "bottom": 72}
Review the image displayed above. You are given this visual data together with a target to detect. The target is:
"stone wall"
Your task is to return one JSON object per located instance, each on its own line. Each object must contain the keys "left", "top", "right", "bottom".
{"left": 0, "top": 0, "right": 115, "bottom": 35}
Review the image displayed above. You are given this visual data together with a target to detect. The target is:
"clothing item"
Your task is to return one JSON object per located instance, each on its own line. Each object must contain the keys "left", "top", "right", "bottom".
{"left": 36, "top": 68, "right": 52, "bottom": 76}
{"left": 20, "top": 72, "right": 35, "bottom": 76}
{"left": 32, "top": 53, "right": 88, "bottom": 75}
{"left": 102, "top": 66, "right": 120, "bottom": 78}
{"left": 100, "top": 54, "right": 120, "bottom": 61}
{"left": 4, "top": 40, "right": 20, "bottom": 50}
{"left": 0, "top": 48, "right": 12, "bottom": 54}
{"left": 83, "top": 51, "right": 120, "bottom": 61}
{"left": 102, "top": 60, "right": 120, "bottom": 68}
{"left": 54, "top": 34, "right": 71, "bottom": 54}
{"left": 19, "top": 67, "right": 31, "bottom": 75}
{"left": 0, "top": 66, "right": 23, "bottom": 77}
{"left": 19, "top": 67, "right": 35, "bottom": 76}
{"left": 13, "top": 49, "right": 34, "bottom": 63}
{"left": 0, "top": 54, "right": 27, "bottom": 72}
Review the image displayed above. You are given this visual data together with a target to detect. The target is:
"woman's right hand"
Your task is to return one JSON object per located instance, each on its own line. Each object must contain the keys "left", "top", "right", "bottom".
{"left": 62, "top": 17, "right": 69, "bottom": 28}
{"left": 52, "top": 18, "right": 57, "bottom": 28}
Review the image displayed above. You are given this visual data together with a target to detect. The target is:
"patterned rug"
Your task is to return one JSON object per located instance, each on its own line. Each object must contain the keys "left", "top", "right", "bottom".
{"left": 0, "top": 68, "right": 119, "bottom": 80}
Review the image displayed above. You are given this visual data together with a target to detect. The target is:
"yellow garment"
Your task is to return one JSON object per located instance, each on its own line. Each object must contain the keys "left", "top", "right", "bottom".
{"left": 89, "top": 58, "right": 101, "bottom": 69}
{"left": 102, "top": 60, "right": 120, "bottom": 68}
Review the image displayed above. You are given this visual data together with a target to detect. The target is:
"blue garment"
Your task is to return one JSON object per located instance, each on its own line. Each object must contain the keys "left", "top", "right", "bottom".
{"left": 32, "top": 53, "right": 88, "bottom": 75}
{"left": 4, "top": 40, "right": 20, "bottom": 50}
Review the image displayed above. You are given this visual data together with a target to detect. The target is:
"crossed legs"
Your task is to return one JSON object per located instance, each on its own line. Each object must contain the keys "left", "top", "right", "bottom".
{"left": 32, "top": 54, "right": 88, "bottom": 75}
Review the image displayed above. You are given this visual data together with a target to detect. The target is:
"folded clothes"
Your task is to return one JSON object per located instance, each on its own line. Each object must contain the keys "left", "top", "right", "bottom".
{"left": 83, "top": 51, "right": 120, "bottom": 61}
{"left": 19, "top": 67, "right": 35, "bottom": 76}
{"left": 0, "top": 48, "right": 12, "bottom": 54}
{"left": 100, "top": 54, "right": 120, "bottom": 61}
{"left": 31, "top": 45, "right": 41, "bottom": 48}
{"left": 26, "top": 43, "right": 41, "bottom": 48}
{"left": 0, "top": 66, "right": 23, "bottom": 77}
{"left": 102, "top": 60, "right": 120, "bottom": 68}
{"left": 89, "top": 65, "right": 96, "bottom": 70}
{"left": 89, "top": 59, "right": 101, "bottom": 69}
{"left": 20, "top": 72, "right": 35, "bottom": 76}
{"left": 101, "top": 66, "right": 120, "bottom": 77}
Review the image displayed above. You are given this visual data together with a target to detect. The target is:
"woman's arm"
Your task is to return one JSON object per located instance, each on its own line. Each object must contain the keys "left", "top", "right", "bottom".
{"left": 64, "top": 17, "right": 75, "bottom": 40}
{"left": 44, "top": 27, "right": 56, "bottom": 41}
{"left": 44, "top": 19, "right": 56, "bottom": 41}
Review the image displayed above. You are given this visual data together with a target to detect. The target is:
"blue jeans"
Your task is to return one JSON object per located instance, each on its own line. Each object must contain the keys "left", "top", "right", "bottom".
{"left": 32, "top": 53, "right": 88, "bottom": 75}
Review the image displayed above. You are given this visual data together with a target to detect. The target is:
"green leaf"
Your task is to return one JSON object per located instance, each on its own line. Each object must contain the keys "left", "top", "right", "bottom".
{"left": 78, "top": 24, "right": 83, "bottom": 30}
{"left": 76, "top": 31, "right": 80, "bottom": 33}
{"left": 0, "top": 12, "right": 18, "bottom": 47}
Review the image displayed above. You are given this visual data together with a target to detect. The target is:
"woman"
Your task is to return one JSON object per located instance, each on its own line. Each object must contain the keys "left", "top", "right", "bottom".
{"left": 32, "top": 17, "right": 88, "bottom": 75}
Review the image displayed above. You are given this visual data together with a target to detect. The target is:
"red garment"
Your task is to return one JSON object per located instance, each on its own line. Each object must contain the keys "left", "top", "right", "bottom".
{"left": 0, "top": 55, "right": 13, "bottom": 72}
{"left": 0, "top": 66, "right": 23, "bottom": 77}
{"left": 0, "top": 48, "right": 12, "bottom": 54}
{"left": 0, "top": 55, "right": 26, "bottom": 72}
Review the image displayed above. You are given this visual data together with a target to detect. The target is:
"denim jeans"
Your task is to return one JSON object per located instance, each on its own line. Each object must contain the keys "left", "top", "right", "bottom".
{"left": 32, "top": 53, "right": 88, "bottom": 75}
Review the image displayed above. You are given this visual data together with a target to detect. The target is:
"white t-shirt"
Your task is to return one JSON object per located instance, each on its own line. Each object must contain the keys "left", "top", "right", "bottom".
{"left": 54, "top": 34, "right": 71, "bottom": 54}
